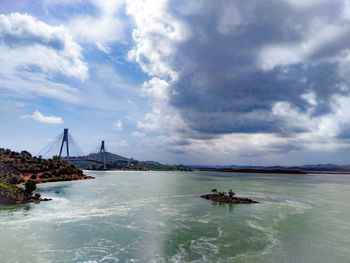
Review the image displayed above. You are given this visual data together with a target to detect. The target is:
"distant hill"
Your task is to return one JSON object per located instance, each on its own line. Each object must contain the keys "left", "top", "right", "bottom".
{"left": 87, "top": 152, "right": 133, "bottom": 162}
{"left": 189, "top": 164, "right": 350, "bottom": 173}
{"left": 71, "top": 152, "right": 192, "bottom": 171}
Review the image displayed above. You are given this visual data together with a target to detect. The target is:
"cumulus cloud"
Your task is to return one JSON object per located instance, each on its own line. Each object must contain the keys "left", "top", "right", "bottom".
{"left": 22, "top": 110, "right": 63, "bottom": 124}
{"left": 113, "top": 120, "right": 123, "bottom": 131}
{"left": 127, "top": 0, "right": 188, "bottom": 80}
{"left": 0, "top": 12, "right": 87, "bottom": 102}
{"left": 68, "top": 0, "right": 126, "bottom": 53}
{"left": 127, "top": 0, "right": 350, "bottom": 156}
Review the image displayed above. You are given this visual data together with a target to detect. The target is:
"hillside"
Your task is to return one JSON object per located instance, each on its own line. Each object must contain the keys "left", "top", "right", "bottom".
{"left": 87, "top": 152, "right": 132, "bottom": 162}
{"left": 0, "top": 148, "right": 91, "bottom": 205}
{"left": 72, "top": 151, "right": 192, "bottom": 171}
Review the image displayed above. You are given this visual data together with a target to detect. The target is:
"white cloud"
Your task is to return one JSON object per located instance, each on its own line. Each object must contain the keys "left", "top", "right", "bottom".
{"left": 301, "top": 91, "right": 317, "bottom": 106}
{"left": 0, "top": 13, "right": 88, "bottom": 102}
{"left": 22, "top": 110, "right": 63, "bottom": 124}
{"left": 271, "top": 93, "right": 350, "bottom": 150}
{"left": 113, "top": 120, "right": 123, "bottom": 131}
{"left": 0, "top": 12, "right": 88, "bottom": 80}
{"left": 0, "top": 71, "right": 81, "bottom": 103}
{"left": 96, "top": 42, "right": 111, "bottom": 54}
{"left": 127, "top": 0, "right": 188, "bottom": 80}
{"left": 127, "top": 0, "right": 191, "bottom": 138}
{"left": 141, "top": 78, "right": 169, "bottom": 101}
{"left": 285, "top": 0, "right": 325, "bottom": 8}
{"left": 68, "top": 0, "right": 125, "bottom": 53}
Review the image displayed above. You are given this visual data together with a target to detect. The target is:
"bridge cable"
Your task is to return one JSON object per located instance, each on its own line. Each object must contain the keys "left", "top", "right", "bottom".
{"left": 37, "top": 131, "right": 63, "bottom": 158}
{"left": 68, "top": 133, "right": 85, "bottom": 157}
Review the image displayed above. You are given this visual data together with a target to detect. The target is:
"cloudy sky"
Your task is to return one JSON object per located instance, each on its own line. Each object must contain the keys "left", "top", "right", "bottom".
{"left": 1, "top": 0, "right": 350, "bottom": 165}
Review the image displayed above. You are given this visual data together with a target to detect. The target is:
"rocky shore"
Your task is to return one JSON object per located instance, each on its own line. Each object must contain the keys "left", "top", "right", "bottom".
{"left": 0, "top": 194, "right": 52, "bottom": 206}
{"left": 0, "top": 181, "right": 52, "bottom": 205}
{"left": 201, "top": 189, "right": 258, "bottom": 204}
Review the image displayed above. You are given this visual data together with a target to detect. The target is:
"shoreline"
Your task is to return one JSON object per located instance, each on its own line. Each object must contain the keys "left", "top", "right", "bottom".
{"left": 306, "top": 171, "right": 350, "bottom": 174}
{"left": 19, "top": 173, "right": 94, "bottom": 184}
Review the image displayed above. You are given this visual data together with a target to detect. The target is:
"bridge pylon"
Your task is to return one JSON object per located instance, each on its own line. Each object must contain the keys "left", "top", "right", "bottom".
{"left": 37, "top": 128, "right": 83, "bottom": 160}
{"left": 99, "top": 140, "right": 106, "bottom": 169}
{"left": 59, "top": 128, "right": 69, "bottom": 162}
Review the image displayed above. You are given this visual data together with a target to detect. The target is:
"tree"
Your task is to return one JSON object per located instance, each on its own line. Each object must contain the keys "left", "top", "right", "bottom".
{"left": 20, "top": 151, "right": 32, "bottom": 158}
{"left": 228, "top": 189, "right": 235, "bottom": 197}
{"left": 25, "top": 180, "right": 37, "bottom": 194}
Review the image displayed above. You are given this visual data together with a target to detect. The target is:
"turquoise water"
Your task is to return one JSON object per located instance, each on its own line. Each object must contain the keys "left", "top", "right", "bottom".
{"left": 1, "top": 171, "right": 350, "bottom": 263}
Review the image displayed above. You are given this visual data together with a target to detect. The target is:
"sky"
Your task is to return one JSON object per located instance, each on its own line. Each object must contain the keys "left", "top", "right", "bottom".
{"left": 1, "top": 0, "right": 350, "bottom": 166}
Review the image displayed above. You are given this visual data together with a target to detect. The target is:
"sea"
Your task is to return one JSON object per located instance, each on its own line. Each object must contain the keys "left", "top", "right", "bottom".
{"left": 1, "top": 171, "right": 350, "bottom": 263}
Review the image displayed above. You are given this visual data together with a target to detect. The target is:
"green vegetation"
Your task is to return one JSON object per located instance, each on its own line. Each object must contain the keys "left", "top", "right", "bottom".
{"left": 0, "top": 183, "right": 10, "bottom": 190}
{"left": 0, "top": 148, "right": 87, "bottom": 205}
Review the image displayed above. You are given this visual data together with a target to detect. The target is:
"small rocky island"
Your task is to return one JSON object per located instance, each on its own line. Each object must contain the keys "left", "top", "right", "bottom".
{"left": 201, "top": 189, "right": 259, "bottom": 204}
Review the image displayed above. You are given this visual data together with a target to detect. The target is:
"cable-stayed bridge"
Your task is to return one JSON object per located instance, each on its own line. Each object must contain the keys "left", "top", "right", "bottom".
{"left": 37, "top": 128, "right": 107, "bottom": 169}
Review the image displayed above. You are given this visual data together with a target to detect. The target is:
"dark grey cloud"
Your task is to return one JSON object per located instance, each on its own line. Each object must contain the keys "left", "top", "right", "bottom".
{"left": 166, "top": 148, "right": 186, "bottom": 155}
{"left": 164, "top": 0, "right": 350, "bottom": 136}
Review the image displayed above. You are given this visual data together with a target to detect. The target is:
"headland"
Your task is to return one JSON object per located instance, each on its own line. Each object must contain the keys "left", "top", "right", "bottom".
{"left": 0, "top": 148, "right": 93, "bottom": 205}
